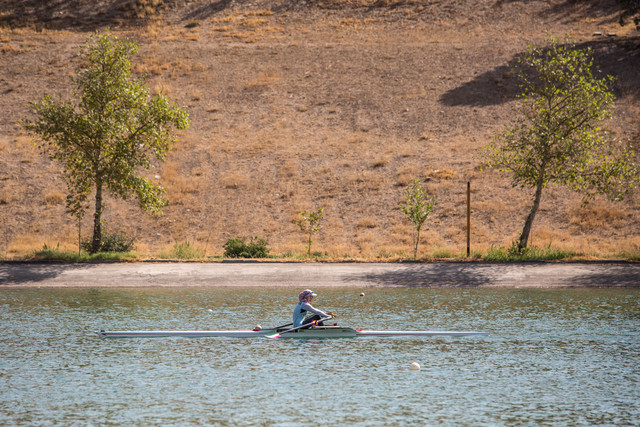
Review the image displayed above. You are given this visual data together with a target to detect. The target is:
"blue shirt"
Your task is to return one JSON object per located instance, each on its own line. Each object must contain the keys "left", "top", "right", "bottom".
{"left": 293, "top": 302, "right": 328, "bottom": 327}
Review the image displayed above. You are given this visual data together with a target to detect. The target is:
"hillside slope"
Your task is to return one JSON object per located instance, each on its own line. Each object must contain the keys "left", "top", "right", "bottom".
{"left": 1, "top": 0, "right": 639, "bottom": 258}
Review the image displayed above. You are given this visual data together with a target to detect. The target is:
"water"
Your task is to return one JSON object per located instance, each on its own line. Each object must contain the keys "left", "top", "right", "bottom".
{"left": 1, "top": 287, "right": 638, "bottom": 426}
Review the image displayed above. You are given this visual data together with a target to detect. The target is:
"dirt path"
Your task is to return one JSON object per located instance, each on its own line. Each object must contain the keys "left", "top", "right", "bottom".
{"left": 1, "top": 261, "right": 639, "bottom": 288}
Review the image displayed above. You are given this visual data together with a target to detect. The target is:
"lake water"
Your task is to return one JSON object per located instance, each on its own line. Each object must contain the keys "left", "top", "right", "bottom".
{"left": 1, "top": 287, "right": 638, "bottom": 426}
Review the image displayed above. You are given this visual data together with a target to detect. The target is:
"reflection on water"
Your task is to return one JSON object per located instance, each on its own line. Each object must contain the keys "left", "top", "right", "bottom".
{"left": 1, "top": 288, "right": 638, "bottom": 425}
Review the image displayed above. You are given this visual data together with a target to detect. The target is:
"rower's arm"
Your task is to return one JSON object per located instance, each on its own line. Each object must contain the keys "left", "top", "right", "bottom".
{"left": 302, "top": 302, "right": 328, "bottom": 318}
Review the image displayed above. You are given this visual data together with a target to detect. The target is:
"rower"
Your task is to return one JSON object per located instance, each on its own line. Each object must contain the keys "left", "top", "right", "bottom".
{"left": 292, "top": 289, "right": 334, "bottom": 328}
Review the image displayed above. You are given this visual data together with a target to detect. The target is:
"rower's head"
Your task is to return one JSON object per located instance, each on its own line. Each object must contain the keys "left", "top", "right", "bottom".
{"left": 298, "top": 289, "right": 317, "bottom": 303}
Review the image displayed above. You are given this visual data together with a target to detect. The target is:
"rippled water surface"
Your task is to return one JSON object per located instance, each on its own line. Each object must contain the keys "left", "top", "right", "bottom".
{"left": 1, "top": 287, "right": 638, "bottom": 425}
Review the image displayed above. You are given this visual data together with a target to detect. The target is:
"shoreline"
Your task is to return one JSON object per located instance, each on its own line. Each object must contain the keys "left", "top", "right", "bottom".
{"left": 1, "top": 261, "right": 639, "bottom": 288}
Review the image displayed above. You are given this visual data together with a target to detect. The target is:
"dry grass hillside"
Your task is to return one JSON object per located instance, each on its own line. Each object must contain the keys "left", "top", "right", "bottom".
{"left": 0, "top": 0, "right": 639, "bottom": 259}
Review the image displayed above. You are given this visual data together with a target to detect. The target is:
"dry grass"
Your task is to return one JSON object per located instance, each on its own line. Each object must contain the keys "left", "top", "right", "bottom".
{"left": 569, "top": 202, "right": 628, "bottom": 229}
{"left": 1, "top": 1, "right": 638, "bottom": 258}
{"left": 209, "top": 10, "right": 284, "bottom": 43}
{"left": 151, "top": 81, "right": 173, "bottom": 96}
{"left": 356, "top": 217, "right": 377, "bottom": 229}
{"left": 0, "top": 137, "right": 9, "bottom": 153}
{"left": 426, "top": 168, "right": 455, "bottom": 180}
{"left": 244, "top": 71, "right": 282, "bottom": 91}
{"left": 395, "top": 165, "right": 421, "bottom": 187}
{"left": 116, "top": 0, "right": 168, "bottom": 19}
{"left": 44, "top": 192, "right": 65, "bottom": 206}
{"left": 219, "top": 172, "right": 250, "bottom": 189}
{"left": 371, "top": 155, "right": 389, "bottom": 169}
{"left": 1, "top": 42, "right": 20, "bottom": 53}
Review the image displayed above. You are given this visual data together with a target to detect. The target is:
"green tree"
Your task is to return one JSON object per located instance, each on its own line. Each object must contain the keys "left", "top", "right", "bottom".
{"left": 485, "top": 38, "right": 639, "bottom": 252}
{"left": 400, "top": 179, "right": 436, "bottom": 259}
{"left": 297, "top": 208, "right": 324, "bottom": 256}
{"left": 23, "top": 31, "right": 190, "bottom": 253}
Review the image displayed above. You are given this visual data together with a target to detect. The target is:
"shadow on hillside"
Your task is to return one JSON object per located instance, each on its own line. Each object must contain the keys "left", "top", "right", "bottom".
{"left": 0, "top": 0, "right": 129, "bottom": 30}
{"left": 0, "top": 0, "right": 252, "bottom": 29}
{"left": 0, "top": 0, "right": 213, "bottom": 30}
{"left": 182, "top": 0, "right": 234, "bottom": 22}
{"left": 0, "top": 263, "right": 99, "bottom": 286}
{"left": 440, "top": 37, "right": 640, "bottom": 107}
{"left": 344, "top": 263, "right": 506, "bottom": 287}
{"left": 496, "top": 0, "right": 622, "bottom": 24}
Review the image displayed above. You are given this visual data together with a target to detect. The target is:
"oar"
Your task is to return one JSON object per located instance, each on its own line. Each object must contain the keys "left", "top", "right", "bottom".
{"left": 272, "top": 321, "right": 293, "bottom": 329}
{"left": 265, "top": 316, "right": 332, "bottom": 339}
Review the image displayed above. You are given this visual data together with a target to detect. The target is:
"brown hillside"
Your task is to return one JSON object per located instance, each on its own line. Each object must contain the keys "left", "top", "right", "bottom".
{"left": 1, "top": 0, "right": 639, "bottom": 258}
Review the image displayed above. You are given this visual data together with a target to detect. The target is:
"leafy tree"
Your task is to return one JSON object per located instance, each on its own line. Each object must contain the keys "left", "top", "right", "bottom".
{"left": 297, "top": 208, "right": 324, "bottom": 256}
{"left": 485, "top": 38, "right": 639, "bottom": 252}
{"left": 400, "top": 179, "right": 436, "bottom": 258}
{"left": 23, "top": 31, "right": 190, "bottom": 253}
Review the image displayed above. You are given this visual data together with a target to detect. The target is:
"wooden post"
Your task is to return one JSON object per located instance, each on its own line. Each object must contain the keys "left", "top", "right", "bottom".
{"left": 467, "top": 181, "right": 471, "bottom": 257}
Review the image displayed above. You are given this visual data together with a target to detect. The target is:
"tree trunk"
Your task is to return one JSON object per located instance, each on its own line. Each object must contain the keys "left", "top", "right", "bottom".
{"left": 91, "top": 181, "right": 103, "bottom": 254}
{"left": 518, "top": 178, "right": 544, "bottom": 252}
{"left": 414, "top": 227, "right": 421, "bottom": 259}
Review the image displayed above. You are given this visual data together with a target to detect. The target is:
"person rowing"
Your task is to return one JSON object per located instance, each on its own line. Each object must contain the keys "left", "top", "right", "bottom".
{"left": 293, "top": 289, "right": 334, "bottom": 328}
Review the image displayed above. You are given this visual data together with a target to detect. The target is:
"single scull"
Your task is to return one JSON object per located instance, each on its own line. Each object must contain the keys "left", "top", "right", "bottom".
{"left": 95, "top": 325, "right": 488, "bottom": 339}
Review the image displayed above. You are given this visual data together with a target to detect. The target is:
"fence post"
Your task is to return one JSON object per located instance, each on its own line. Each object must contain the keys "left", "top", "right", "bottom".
{"left": 467, "top": 181, "right": 471, "bottom": 257}
{"left": 78, "top": 218, "right": 81, "bottom": 256}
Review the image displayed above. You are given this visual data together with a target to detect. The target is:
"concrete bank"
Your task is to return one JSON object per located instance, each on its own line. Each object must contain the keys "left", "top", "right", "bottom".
{"left": 1, "top": 261, "right": 639, "bottom": 288}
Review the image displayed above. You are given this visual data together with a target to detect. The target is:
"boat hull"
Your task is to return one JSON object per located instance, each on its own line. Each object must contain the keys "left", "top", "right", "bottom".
{"left": 96, "top": 327, "right": 358, "bottom": 339}
{"left": 355, "top": 330, "right": 488, "bottom": 337}
{"left": 95, "top": 326, "right": 487, "bottom": 339}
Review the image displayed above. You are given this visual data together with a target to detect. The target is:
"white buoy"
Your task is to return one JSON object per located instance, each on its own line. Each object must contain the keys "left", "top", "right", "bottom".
{"left": 360, "top": 292, "right": 365, "bottom": 296}
{"left": 409, "top": 362, "right": 421, "bottom": 371}
{"left": 207, "top": 309, "right": 214, "bottom": 312}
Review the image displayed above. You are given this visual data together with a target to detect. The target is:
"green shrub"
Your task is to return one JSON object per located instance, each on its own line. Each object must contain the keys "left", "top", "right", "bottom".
{"left": 484, "top": 244, "right": 575, "bottom": 261}
{"left": 297, "top": 208, "right": 324, "bottom": 256}
{"left": 280, "top": 250, "right": 295, "bottom": 259}
{"left": 431, "top": 248, "right": 460, "bottom": 259}
{"left": 615, "top": 248, "right": 640, "bottom": 261}
{"left": 223, "top": 238, "right": 247, "bottom": 258}
{"left": 33, "top": 243, "right": 71, "bottom": 260}
{"left": 81, "top": 231, "right": 135, "bottom": 253}
{"left": 223, "top": 237, "right": 269, "bottom": 258}
{"left": 33, "top": 243, "right": 137, "bottom": 261}
{"left": 171, "top": 241, "right": 202, "bottom": 260}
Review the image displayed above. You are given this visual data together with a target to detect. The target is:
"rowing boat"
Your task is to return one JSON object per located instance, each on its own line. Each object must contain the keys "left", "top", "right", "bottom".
{"left": 95, "top": 325, "right": 488, "bottom": 339}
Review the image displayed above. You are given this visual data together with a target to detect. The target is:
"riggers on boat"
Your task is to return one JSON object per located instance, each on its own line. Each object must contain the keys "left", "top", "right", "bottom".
{"left": 95, "top": 325, "right": 488, "bottom": 339}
